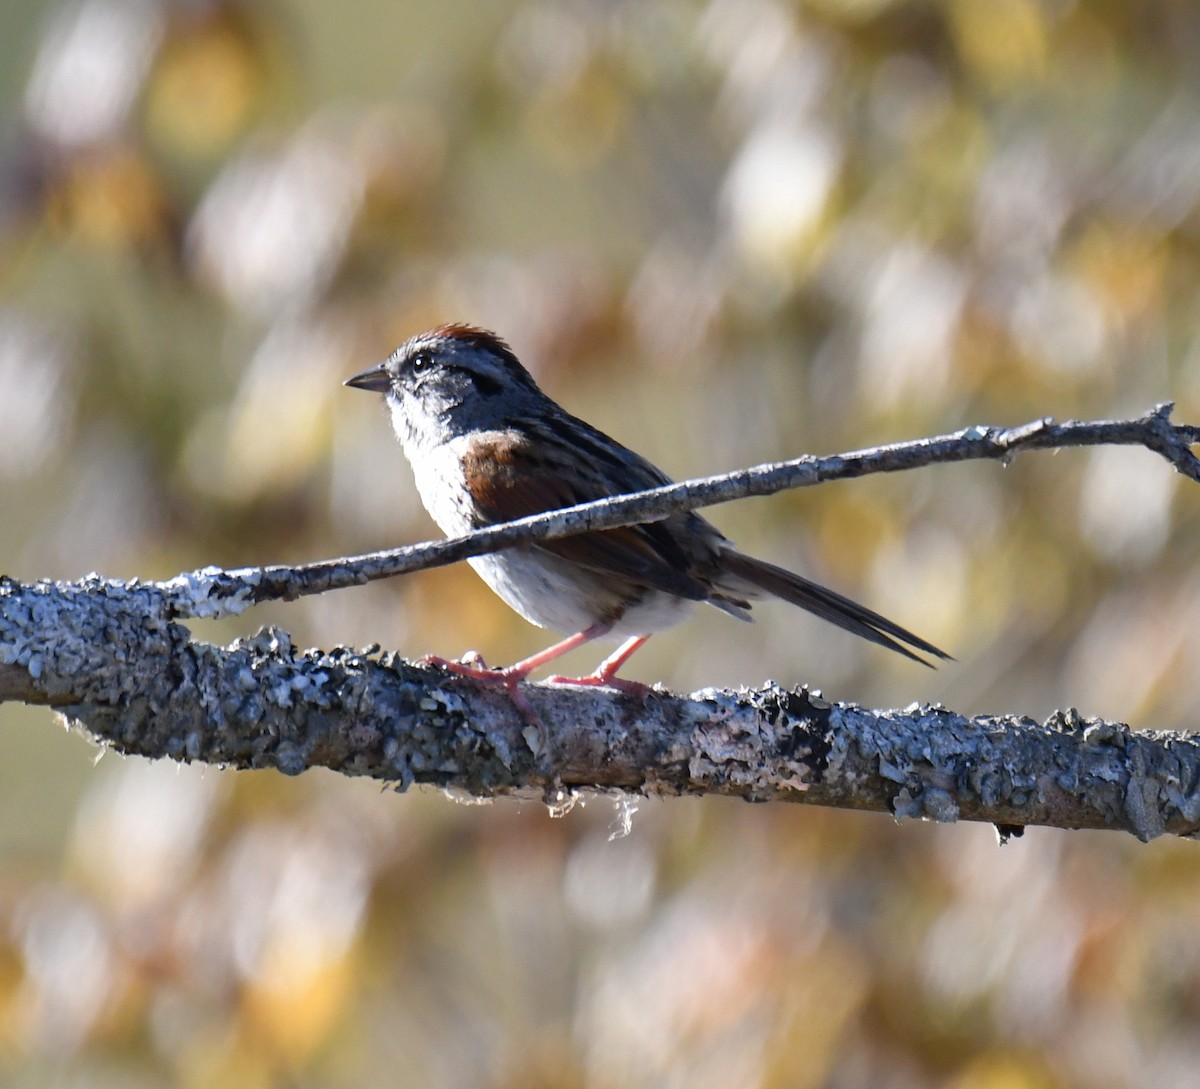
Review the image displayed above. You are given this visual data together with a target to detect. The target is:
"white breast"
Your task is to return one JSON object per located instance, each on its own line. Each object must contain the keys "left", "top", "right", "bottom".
{"left": 389, "top": 396, "right": 481, "bottom": 536}
{"left": 407, "top": 435, "right": 480, "bottom": 537}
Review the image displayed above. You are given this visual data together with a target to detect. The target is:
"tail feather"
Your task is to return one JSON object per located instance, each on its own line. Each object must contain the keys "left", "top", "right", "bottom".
{"left": 718, "top": 551, "right": 952, "bottom": 667}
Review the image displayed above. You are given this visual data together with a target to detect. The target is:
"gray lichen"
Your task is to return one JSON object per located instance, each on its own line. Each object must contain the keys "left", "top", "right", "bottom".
{"left": 4, "top": 573, "right": 1200, "bottom": 839}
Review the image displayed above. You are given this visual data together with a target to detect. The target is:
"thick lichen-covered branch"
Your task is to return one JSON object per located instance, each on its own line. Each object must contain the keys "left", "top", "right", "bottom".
{"left": 3, "top": 574, "right": 1198, "bottom": 841}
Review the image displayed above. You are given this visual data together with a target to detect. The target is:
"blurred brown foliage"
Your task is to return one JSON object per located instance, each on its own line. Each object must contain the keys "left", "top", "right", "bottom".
{"left": 3, "top": 0, "right": 1200, "bottom": 1085}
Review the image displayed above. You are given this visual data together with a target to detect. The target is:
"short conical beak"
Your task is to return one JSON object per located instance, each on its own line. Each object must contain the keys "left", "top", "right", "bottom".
{"left": 344, "top": 362, "right": 391, "bottom": 393}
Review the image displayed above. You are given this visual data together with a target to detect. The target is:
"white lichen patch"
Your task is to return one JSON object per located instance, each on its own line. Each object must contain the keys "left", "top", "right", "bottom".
{"left": 161, "top": 565, "right": 259, "bottom": 619}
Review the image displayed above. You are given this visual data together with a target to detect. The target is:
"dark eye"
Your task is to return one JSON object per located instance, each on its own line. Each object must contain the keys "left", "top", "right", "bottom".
{"left": 411, "top": 351, "right": 433, "bottom": 373}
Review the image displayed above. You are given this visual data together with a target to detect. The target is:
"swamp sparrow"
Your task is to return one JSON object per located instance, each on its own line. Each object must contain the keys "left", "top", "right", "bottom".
{"left": 346, "top": 324, "right": 948, "bottom": 713}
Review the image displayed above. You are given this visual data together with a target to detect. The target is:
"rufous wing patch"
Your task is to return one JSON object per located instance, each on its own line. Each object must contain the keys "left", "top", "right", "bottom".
{"left": 460, "top": 433, "right": 708, "bottom": 600}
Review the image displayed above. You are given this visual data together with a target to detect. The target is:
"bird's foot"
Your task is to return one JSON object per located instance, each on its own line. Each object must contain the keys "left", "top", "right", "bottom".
{"left": 420, "top": 654, "right": 540, "bottom": 728}
{"left": 546, "top": 634, "right": 655, "bottom": 698}
{"left": 547, "top": 671, "right": 656, "bottom": 699}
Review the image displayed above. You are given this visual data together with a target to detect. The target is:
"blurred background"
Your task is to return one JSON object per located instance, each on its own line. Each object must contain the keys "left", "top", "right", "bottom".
{"left": 2, "top": 0, "right": 1200, "bottom": 1084}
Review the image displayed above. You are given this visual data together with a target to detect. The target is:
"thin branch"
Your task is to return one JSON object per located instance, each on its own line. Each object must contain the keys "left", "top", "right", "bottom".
{"left": 159, "top": 404, "right": 1200, "bottom": 620}
{"left": 0, "top": 574, "right": 1197, "bottom": 840}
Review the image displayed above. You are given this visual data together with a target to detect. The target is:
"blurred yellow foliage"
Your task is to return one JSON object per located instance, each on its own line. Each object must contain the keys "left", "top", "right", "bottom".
{"left": 3, "top": 0, "right": 1200, "bottom": 1086}
{"left": 948, "top": 0, "right": 1048, "bottom": 89}
{"left": 48, "top": 144, "right": 168, "bottom": 247}
{"left": 145, "top": 17, "right": 267, "bottom": 161}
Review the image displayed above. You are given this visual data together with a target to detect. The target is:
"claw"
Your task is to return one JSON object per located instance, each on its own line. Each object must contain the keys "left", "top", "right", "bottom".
{"left": 419, "top": 650, "right": 488, "bottom": 670}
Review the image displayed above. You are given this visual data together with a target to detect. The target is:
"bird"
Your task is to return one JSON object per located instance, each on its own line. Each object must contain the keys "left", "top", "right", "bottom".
{"left": 345, "top": 323, "right": 949, "bottom": 715}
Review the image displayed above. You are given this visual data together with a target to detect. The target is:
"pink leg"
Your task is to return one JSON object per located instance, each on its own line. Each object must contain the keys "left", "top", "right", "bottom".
{"left": 547, "top": 635, "right": 654, "bottom": 696}
{"left": 422, "top": 621, "right": 616, "bottom": 720}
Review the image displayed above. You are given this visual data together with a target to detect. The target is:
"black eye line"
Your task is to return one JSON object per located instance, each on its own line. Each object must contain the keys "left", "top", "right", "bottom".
{"left": 469, "top": 369, "right": 504, "bottom": 397}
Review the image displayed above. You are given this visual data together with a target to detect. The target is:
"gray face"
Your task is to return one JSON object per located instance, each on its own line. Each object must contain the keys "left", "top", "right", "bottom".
{"left": 405, "top": 330, "right": 539, "bottom": 434}
{"left": 394, "top": 334, "right": 498, "bottom": 410}
{"left": 344, "top": 324, "right": 543, "bottom": 450}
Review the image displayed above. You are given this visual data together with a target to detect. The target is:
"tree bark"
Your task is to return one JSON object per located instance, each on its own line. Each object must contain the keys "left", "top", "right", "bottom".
{"left": 3, "top": 573, "right": 1197, "bottom": 842}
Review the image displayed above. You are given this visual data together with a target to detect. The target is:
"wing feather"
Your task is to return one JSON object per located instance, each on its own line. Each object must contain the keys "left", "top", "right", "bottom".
{"left": 460, "top": 428, "right": 710, "bottom": 601}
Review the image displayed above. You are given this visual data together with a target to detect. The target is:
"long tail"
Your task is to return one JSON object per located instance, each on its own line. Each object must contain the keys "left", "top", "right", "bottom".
{"left": 719, "top": 550, "right": 952, "bottom": 667}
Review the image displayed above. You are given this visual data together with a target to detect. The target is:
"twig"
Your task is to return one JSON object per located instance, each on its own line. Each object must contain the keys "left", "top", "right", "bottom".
{"left": 160, "top": 403, "right": 1200, "bottom": 620}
